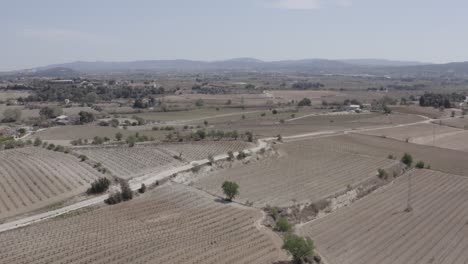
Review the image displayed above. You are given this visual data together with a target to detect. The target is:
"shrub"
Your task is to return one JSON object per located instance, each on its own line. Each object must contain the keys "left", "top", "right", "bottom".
{"left": 227, "top": 151, "right": 234, "bottom": 161}
{"left": 47, "top": 144, "right": 55, "bottom": 150}
{"left": 401, "top": 153, "right": 413, "bottom": 167}
{"left": 126, "top": 135, "right": 136, "bottom": 147}
{"left": 33, "top": 137, "right": 42, "bottom": 146}
{"left": 105, "top": 192, "right": 123, "bottom": 205}
{"left": 195, "top": 99, "right": 204, "bottom": 107}
{"left": 272, "top": 109, "right": 278, "bottom": 114}
{"left": 237, "top": 151, "right": 247, "bottom": 160}
{"left": 377, "top": 168, "right": 388, "bottom": 180}
{"left": 87, "top": 178, "right": 111, "bottom": 194}
{"left": 208, "top": 154, "right": 215, "bottom": 165}
{"left": 120, "top": 180, "right": 133, "bottom": 201}
{"left": 222, "top": 181, "right": 239, "bottom": 201}
{"left": 115, "top": 132, "right": 123, "bottom": 141}
{"left": 282, "top": 234, "right": 315, "bottom": 264}
{"left": 79, "top": 154, "right": 88, "bottom": 162}
{"left": 276, "top": 217, "right": 293, "bottom": 232}
{"left": 415, "top": 161, "right": 425, "bottom": 169}
{"left": 138, "top": 183, "right": 147, "bottom": 194}
{"left": 297, "top": 98, "right": 312, "bottom": 107}
{"left": 191, "top": 163, "right": 201, "bottom": 173}
{"left": 245, "top": 131, "right": 253, "bottom": 142}
{"left": 277, "top": 134, "right": 282, "bottom": 141}
{"left": 387, "top": 154, "right": 395, "bottom": 159}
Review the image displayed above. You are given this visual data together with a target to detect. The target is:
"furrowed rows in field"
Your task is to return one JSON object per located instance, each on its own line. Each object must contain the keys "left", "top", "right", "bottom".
{"left": 298, "top": 169, "right": 468, "bottom": 264}
{"left": 0, "top": 147, "right": 101, "bottom": 220}
{"left": 194, "top": 140, "right": 396, "bottom": 207}
{"left": 0, "top": 183, "right": 281, "bottom": 264}
{"left": 74, "top": 145, "right": 181, "bottom": 179}
{"left": 304, "top": 133, "right": 468, "bottom": 176}
{"left": 159, "top": 141, "right": 254, "bottom": 161}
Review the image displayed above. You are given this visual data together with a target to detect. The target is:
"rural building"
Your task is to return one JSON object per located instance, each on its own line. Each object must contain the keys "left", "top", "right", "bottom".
{"left": 55, "top": 115, "right": 80, "bottom": 125}
{"left": 346, "top": 104, "right": 361, "bottom": 112}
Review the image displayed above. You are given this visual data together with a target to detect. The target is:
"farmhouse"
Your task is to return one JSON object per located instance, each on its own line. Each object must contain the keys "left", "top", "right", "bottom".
{"left": 346, "top": 104, "right": 361, "bottom": 112}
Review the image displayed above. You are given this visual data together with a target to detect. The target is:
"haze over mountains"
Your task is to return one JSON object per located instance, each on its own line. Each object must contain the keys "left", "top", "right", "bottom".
{"left": 4, "top": 58, "right": 468, "bottom": 78}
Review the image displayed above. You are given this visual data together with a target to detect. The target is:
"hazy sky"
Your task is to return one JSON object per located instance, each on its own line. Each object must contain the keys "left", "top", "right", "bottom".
{"left": 1, "top": 0, "right": 468, "bottom": 71}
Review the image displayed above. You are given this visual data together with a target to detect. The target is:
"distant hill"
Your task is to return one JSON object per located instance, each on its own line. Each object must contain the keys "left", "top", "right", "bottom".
{"left": 340, "top": 59, "right": 428, "bottom": 67}
{"left": 4, "top": 58, "right": 468, "bottom": 78}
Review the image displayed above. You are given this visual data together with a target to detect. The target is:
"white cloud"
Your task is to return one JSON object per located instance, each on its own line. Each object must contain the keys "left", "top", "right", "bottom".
{"left": 270, "top": 0, "right": 321, "bottom": 10}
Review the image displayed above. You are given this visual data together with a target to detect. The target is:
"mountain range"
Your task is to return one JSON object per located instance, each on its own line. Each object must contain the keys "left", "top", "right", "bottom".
{"left": 3, "top": 58, "right": 468, "bottom": 78}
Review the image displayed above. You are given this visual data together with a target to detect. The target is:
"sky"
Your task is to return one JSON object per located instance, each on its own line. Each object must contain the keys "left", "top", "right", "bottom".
{"left": 1, "top": 0, "right": 468, "bottom": 71}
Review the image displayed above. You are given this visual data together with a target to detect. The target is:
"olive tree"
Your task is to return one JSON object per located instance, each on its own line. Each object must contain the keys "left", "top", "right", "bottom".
{"left": 222, "top": 181, "right": 239, "bottom": 201}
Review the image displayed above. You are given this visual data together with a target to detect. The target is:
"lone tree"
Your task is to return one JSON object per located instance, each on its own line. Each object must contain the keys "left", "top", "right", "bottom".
{"left": 115, "top": 132, "right": 123, "bottom": 141}
{"left": 297, "top": 98, "right": 312, "bottom": 107}
{"left": 282, "top": 234, "right": 315, "bottom": 264}
{"left": 401, "top": 153, "right": 413, "bottom": 167}
{"left": 222, "top": 181, "right": 239, "bottom": 201}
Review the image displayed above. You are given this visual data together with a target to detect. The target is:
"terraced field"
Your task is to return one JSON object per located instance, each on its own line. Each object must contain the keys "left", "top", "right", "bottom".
{"left": 0, "top": 147, "right": 102, "bottom": 221}
{"left": 298, "top": 169, "right": 468, "bottom": 264}
{"left": 159, "top": 140, "right": 255, "bottom": 161}
{"left": 73, "top": 144, "right": 181, "bottom": 179}
{"left": 0, "top": 183, "right": 283, "bottom": 264}
{"left": 303, "top": 133, "right": 468, "bottom": 176}
{"left": 194, "top": 140, "right": 397, "bottom": 207}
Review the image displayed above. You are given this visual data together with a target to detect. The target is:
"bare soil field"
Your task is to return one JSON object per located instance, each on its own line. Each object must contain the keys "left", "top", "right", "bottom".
{"left": 304, "top": 133, "right": 468, "bottom": 176}
{"left": 0, "top": 183, "right": 283, "bottom": 264}
{"left": 159, "top": 140, "right": 255, "bottom": 161}
{"left": 0, "top": 147, "right": 102, "bottom": 221}
{"left": 391, "top": 105, "right": 448, "bottom": 119}
{"left": 193, "top": 140, "right": 397, "bottom": 207}
{"left": 163, "top": 93, "right": 272, "bottom": 107}
{"left": 358, "top": 123, "right": 468, "bottom": 152}
{"left": 433, "top": 117, "right": 468, "bottom": 129}
{"left": 298, "top": 169, "right": 468, "bottom": 264}
{"left": 123, "top": 107, "right": 247, "bottom": 122}
{"left": 358, "top": 123, "right": 462, "bottom": 143}
{"left": 265, "top": 90, "right": 343, "bottom": 104}
{"left": 207, "top": 112, "right": 424, "bottom": 138}
{"left": 73, "top": 144, "right": 181, "bottom": 179}
{"left": 30, "top": 125, "right": 171, "bottom": 145}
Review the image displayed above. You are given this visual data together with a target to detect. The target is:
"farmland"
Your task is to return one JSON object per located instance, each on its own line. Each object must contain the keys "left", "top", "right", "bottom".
{"left": 0, "top": 147, "right": 101, "bottom": 221}
{"left": 73, "top": 144, "right": 181, "bottom": 179}
{"left": 0, "top": 183, "right": 284, "bottom": 264}
{"left": 204, "top": 111, "right": 425, "bottom": 138}
{"left": 358, "top": 123, "right": 468, "bottom": 152}
{"left": 298, "top": 169, "right": 468, "bottom": 264}
{"left": 302, "top": 133, "right": 468, "bottom": 176}
{"left": 193, "top": 139, "right": 397, "bottom": 207}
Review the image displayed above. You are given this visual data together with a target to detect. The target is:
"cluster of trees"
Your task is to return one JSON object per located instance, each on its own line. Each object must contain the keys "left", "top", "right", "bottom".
{"left": 79, "top": 111, "right": 95, "bottom": 124}
{"left": 297, "top": 98, "right": 312, "bottom": 107}
{"left": 87, "top": 178, "right": 111, "bottom": 194}
{"left": 20, "top": 85, "right": 165, "bottom": 103}
{"left": 291, "top": 82, "right": 325, "bottom": 90}
{"left": 105, "top": 180, "right": 133, "bottom": 205}
{"left": 39, "top": 106, "right": 63, "bottom": 119}
{"left": 419, "top": 93, "right": 466, "bottom": 108}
